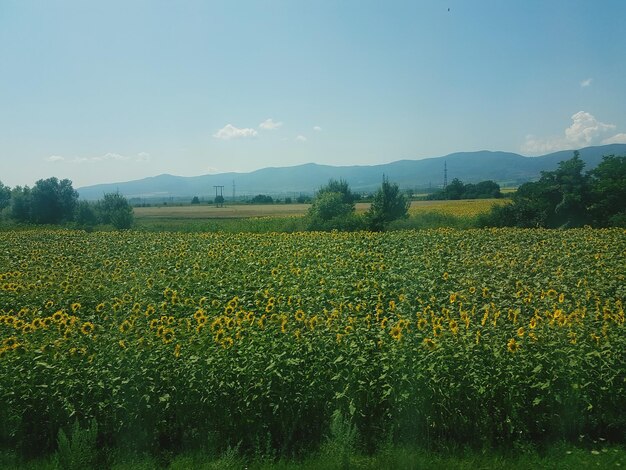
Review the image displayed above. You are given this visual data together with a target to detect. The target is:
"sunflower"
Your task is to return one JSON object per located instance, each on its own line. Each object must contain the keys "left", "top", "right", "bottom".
{"left": 295, "top": 309, "right": 305, "bottom": 322}
{"left": 162, "top": 329, "right": 174, "bottom": 343}
{"left": 2, "top": 337, "right": 18, "bottom": 349}
{"left": 417, "top": 317, "right": 428, "bottom": 330}
{"left": 221, "top": 337, "right": 234, "bottom": 349}
{"left": 95, "top": 303, "right": 105, "bottom": 313}
{"left": 390, "top": 325, "right": 402, "bottom": 341}
{"left": 449, "top": 320, "right": 459, "bottom": 336}
{"left": 517, "top": 327, "right": 525, "bottom": 337}
{"left": 423, "top": 338, "right": 436, "bottom": 350}
{"left": 214, "top": 328, "right": 225, "bottom": 342}
{"left": 507, "top": 338, "right": 520, "bottom": 353}
{"left": 119, "top": 320, "right": 132, "bottom": 333}
{"left": 52, "top": 310, "right": 64, "bottom": 322}
{"left": 81, "top": 322, "right": 95, "bottom": 335}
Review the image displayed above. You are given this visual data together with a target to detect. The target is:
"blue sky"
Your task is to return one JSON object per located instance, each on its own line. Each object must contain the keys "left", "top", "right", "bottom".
{"left": 1, "top": 0, "right": 626, "bottom": 188}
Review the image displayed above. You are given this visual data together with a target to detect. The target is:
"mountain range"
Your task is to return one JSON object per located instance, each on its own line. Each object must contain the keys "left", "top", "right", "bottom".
{"left": 76, "top": 144, "right": 626, "bottom": 200}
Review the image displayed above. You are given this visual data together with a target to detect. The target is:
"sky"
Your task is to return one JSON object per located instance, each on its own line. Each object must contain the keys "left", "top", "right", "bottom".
{"left": 1, "top": 0, "right": 626, "bottom": 188}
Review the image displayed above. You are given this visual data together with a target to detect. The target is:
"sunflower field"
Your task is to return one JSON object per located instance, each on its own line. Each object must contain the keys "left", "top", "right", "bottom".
{"left": 0, "top": 228, "right": 624, "bottom": 459}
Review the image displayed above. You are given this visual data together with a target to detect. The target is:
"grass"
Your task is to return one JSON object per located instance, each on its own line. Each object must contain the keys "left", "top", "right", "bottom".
{"left": 2, "top": 443, "right": 624, "bottom": 469}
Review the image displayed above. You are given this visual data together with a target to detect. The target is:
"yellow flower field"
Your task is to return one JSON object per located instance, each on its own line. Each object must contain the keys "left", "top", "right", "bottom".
{"left": 0, "top": 228, "right": 624, "bottom": 456}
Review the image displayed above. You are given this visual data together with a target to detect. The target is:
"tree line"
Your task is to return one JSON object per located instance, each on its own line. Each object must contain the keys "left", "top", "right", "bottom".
{"left": 427, "top": 179, "right": 502, "bottom": 200}
{"left": 479, "top": 153, "right": 626, "bottom": 228}
{"left": 0, "top": 177, "right": 134, "bottom": 230}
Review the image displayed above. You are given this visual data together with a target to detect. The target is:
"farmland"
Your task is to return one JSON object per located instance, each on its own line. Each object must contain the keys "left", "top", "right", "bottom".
{"left": 0, "top": 227, "right": 624, "bottom": 466}
{"left": 133, "top": 199, "right": 505, "bottom": 220}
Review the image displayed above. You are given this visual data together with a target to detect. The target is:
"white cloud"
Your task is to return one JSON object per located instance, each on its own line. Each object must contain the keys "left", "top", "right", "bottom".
{"left": 580, "top": 78, "right": 593, "bottom": 87}
{"left": 213, "top": 124, "right": 258, "bottom": 140}
{"left": 44, "top": 152, "right": 149, "bottom": 164}
{"left": 602, "top": 133, "right": 626, "bottom": 145}
{"left": 296, "top": 135, "right": 307, "bottom": 142}
{"left": 522, "top": 111, "right": 620, "bottom": 154}
{"left": 313, "top": 126, "right": 322, "bottom": 132}
{"left": 96, "top": 152, "right": 129, "bottom": 162}
{"left": 259, "top": 118, "right": 283, "bottom": 130}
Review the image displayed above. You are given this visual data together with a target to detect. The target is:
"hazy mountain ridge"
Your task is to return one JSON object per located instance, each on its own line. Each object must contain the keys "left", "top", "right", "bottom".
{"left": 76, "top": 144, "right": 626, "bottom": 200}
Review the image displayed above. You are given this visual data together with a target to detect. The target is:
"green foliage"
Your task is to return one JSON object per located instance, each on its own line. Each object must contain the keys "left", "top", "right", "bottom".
{"left": 10, "top": 186, "right": 32, "bottom": 223}
{"left": 307, "top": 179, "right": 362, "bottom": 231}
{"left": 30, "top": 177, "right": 79, "bottom": 224}
{"left": 55, "top": 419, "right": 99, "bottom": 470}
{"left": 191, "top": 196, "right": 200, "bottom": 205}
{"left": 75, "top": 201, "right": 99, "bottom": 229}
{"left": 588, "top": 155, "right": 626, "bottom": 227}
{"left": 366, "top": 177, "right": 410, "bottom": 231}
{"left": 481, "top": 152, "right": 625, "bottom": 228}
{"left": 97, "top": 193, "right": 134, "bottom": 230}
{"left": 429, "top": 179, "right": 502, "bottom": 200}
{"left": 214, "top": 195, "right": 225, "bottom": 205}
{"left": 0, "top": 181, "right": 10, "bottom": 214}
{"left": 250, "top": 194, "right": 274, "bottom": 204}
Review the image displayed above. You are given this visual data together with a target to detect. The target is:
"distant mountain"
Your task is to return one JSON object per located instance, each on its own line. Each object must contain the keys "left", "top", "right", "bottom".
{"left": 76, "top": 144, "right": 626, "bottom": 200}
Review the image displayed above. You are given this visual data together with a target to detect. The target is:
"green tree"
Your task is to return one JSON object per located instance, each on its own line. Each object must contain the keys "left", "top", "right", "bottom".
{"left": 0, "top": 181, "right": 10, "bottom": 214}
{"left": 97, "top": 193, "right": 134, "bottom": 229}
{"left": 366, "top": 176, "right": 410, "bottom": 231}
{"left": 307, "top": 179, "right": 361, "bottom": 231}
{"left": 10, "top": 186, "right": 32, "bottom": 223}
{"left": 75, "top": 201, "right": 98, "bottom": 229}
{"left": 191, "top": 196, "right": 200, "bottom": 204}
{"left": 444, "top": 178, "right": 465, "bottom": 200}
{"left": 30, "top": 177, "right": 78, "bottom": 224}
{"left": 588, "top": 155, "right": 626, "bottom": 226}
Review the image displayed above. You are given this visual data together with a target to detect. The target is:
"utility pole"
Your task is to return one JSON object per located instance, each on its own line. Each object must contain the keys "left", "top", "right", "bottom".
{"left": 213, "top": 185, "right": 224, "bottom": 207}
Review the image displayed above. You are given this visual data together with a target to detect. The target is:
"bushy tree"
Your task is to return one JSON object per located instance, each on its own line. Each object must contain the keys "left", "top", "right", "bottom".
{"left": 30, "top": 177, "right": 78, "bottom": 224}
{"left": 366, "top": 176, "right": 410, "bottom": 231}
{"left": 307, "top": 179, "right": 362, "bottom": 231}
{"left": 0, "top": 181, "right": 10, "bottom": 214}
{"left": 97, "top": 193, "right": 134, "bottom": 229}
{"left": 480, "top": 152, "right": 624, "bottom": 228}
{"left": 75, "top": 201, "right": 98, "bottom": 229}
{"left": 588, "top": 155, "right": 626, "bottom": 226}
{"left": 10, "top": 186, "right": 32, "bottom": 223}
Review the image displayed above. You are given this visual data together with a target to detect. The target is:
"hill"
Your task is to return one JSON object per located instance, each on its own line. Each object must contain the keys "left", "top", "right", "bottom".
{"left": 76, "top": 144, "right": 626, "bottom": 200}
